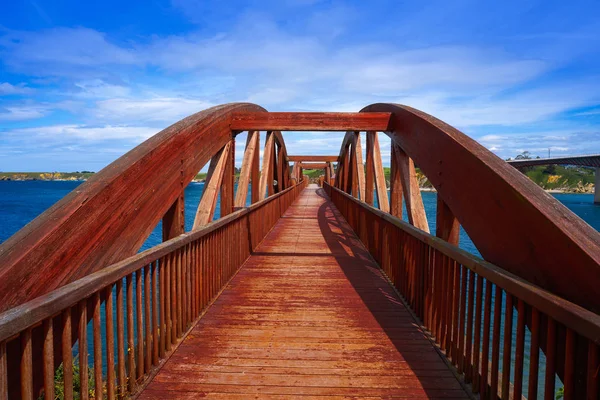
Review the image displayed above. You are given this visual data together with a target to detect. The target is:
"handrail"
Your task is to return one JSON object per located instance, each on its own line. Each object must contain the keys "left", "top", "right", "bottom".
{"left": 324, "top": 182, "right": 600, "bottom": 343}
{"left": 0, "top": 179, "right": 307, "bottom": 399}
{"left": 325, "top": 181, "right": 600, "bottom": 399}
{"left": 0, "top": 182, "right": 302, "bottom": 343}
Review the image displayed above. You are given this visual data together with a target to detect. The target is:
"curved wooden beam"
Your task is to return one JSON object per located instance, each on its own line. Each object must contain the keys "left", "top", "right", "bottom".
{"left": 361, "top": 103, "right": 600, "bottom": 313}
{"left": 0, "top": 103, "right": 266, "bottom": 313}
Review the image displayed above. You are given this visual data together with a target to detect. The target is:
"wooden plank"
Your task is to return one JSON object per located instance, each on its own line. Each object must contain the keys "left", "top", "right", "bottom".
{"left": 288, "top": 155, "right": 338, "bottom": 162}
{"left": 365, "top": 133, "right": 375, "bottom": 206}
{"left": 367, "top": 132, "right": 390, "bottom": 213}
{"left": 352, "top": 132, "right": 366, "bottom": 201}
{"left": 220, "top": 140, "right": 235, "bottom": 217}
{"left": 162, "top": 194, "right": 184, "bottom": 241}
{"left": 231, "top": 112, "right": 392, "bottom": 131}
{"left": 392, "top": 144, "right": 429, "bottom": 233}
{"left": 297, "top": 162, "right": 328, "bottom": 170}
{"left": 389, "top": 142, "right": 403, "bottom": 217}
{"left": 259, "top": 132, "right": 275, "bottom": 200}
{"left": 193, "top": 142, "right": 232, "bottom": 228}
{"left": 138, "top": 186, "right": 468, "bottom": 399}
{"left": 436, "top": 196, "right": 459, "bottom": 245}
{"left": 236, "top": 131, "right": 260, "bottom": 206}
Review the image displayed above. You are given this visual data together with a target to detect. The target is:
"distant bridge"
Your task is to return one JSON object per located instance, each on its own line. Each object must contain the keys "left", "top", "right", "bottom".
{"left": 0, "top": 105, "right": 598, "bottom": 399}
{"left": 507, "top": 154, "right": 600, "bottom": 203}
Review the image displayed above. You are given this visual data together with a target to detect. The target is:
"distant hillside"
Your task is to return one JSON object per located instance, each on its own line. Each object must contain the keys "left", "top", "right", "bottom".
{"left": 302, "top": 162, "right": 595, "bottom": 194}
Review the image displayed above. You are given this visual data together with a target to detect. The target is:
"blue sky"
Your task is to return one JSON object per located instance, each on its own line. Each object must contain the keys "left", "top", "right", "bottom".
{"left": 1, "top": 0, "right": 600, "bottom": 171}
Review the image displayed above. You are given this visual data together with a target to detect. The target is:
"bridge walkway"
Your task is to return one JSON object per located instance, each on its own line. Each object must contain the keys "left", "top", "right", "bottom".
{"left": 138, "top": 185, "right": 470, "bottom": 399}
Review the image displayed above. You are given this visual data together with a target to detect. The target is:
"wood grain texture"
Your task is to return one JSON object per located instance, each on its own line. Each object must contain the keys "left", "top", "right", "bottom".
{"left": 231, "top": 112, "right": 392, "bottom": 131}
{"left": 367, "top": 132, "right": 390, "bottom": 213}
{"left": 389, "top": 142, "right": 403, "bottom": 218}
{"left": 288, "top": 155, "right": 338, "bottom": 162}
{"left": 138, "top": 186, "right": 469, "bottom": 399}
{"left": 436, "top": 196, "right": 459, "bottom": 245}
{"left": 194, "top": 142, "right": 232, "bottom": 228}
{"left": 0, "top": 103, "right": 265, "bottom": 313}
{"left": 352, "top": 132, "right": 365, "bottom": 201}
{"left": 235, "top": 131, "right": 259, "bottom": 208}
{"left": 361, "top": 103, "right": 600, "bottom": 314}
{"left": 391, "top": 143, "right": 429, "bottom": 233}
{"left": 259, "top": 132, "right": 275, "bottom": 200}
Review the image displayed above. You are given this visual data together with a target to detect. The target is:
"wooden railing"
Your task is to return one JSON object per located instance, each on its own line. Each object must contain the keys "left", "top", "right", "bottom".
{"left": 0, "top": 179, "right": 307, "bottom": 400}
{"left": 324, "top": 182, "right": 600, "bottom": 400}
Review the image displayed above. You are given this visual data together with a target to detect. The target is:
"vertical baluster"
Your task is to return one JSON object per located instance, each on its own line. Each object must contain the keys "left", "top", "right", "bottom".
{"left": 0, "top": 341, "right": 7, "bottom": 400}
{"left": 544, "top": 317, "right": 557, "bottom": 400}
{"left": 564, "top": 328, "right": 575, "bottom": 400}
{"left": 458, "top": 264, "right": 467, "bottom": 374}
{"left": 42, "top": 319, "right": 54, "bottom": 400}
{"left": 171, "top": 251, "right": 177, "bottom": 345}
{"left": 152, "top": 262, "right": 159, "bottom": 365}
{"left": 501, "top": 294, "right": 513, "bottom": 400}
{"left": 473, "top": 275, "right": 483, "bottom": 393}
{"left": 513, "top": 299, "right": 526, "bottom": 399}
{"left": 528, "top": 308, "right": 540, "bottom": 399}
{"left": 480, "top": 280, "right": 492, "bottom": 396}
{"left": 159, "top": 257, "right": 166, "bottom": 358}
{"left": 62, "top": 308, "right": 74, "bottom": 400}
{"left": 93, "top": 293, "right": 103, "bottom": 400}
{"left": 177, "top": 249, "right": 183, "bottom": 337}
{"left": 79, "top": 300, "right": 88, "bottom": 400}
{"left": 126, "top": 274, "right": 136, "bottom": 391}
{"left": 144, "top": 264, "right": 151, "bottom": 373}
{"left": 20, "top": 328, "right": 33, "bottom": 400}
{"left": 116, "top": 281, "right": 126, "bottom": 399}
{"left": 451, "top": 261, "right": 460, "bottom": 364}
{"left": 136, "top": 269, "right": 144, "bottom": 378}
{"left": 587, "top": 341, "right": 599, "bottom": 399}
{"left": 465, "top": 270, "right": 475, "bottom": 383}
{"left": 490, "top": 287, "right": 502, "bottom": 400}
{"left": 187, "top": 244, "right": 192, "bottom": 324}
{"left": 166, "top": 254, "right": 173, "bottom": 349}
{"left": 106, "top": 286, "right": 116, "bottom": 400}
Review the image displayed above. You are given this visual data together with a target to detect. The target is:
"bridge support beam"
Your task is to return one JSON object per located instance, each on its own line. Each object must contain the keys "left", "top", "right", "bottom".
{"left": 595, "top": 168, "right": 600, "bottom": 204}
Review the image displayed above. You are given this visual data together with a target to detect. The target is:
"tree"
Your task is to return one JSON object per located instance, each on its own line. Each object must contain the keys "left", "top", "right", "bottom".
{"left": 515, "top": 151, "right": 532, "bottom": 160}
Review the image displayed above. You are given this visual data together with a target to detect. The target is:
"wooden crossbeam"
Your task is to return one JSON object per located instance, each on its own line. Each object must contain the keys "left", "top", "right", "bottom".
{"left": 231, "top": 112, "right": 392, "bottom": 131}
{"left": 297, "top": 162, "right": 328, "bottom": 169}
{"left": 288, "top": 155, "right": 338, "bottom": 162}
{"left": 193, "top": 142, "right": 231, "bottom": 228}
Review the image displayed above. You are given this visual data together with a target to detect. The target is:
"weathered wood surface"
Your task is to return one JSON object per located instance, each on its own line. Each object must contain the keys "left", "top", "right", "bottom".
{"left": 0, "top": 103, "right": 265, "bottom": 313}
{"left": 231, "top": 112, "right": 392, "bottom": 131}
{"left": 139, "top": 186, "right": 469, "bottom": 399}
{"left": 361, "top": 103, "right": 600, "bottom": 314}
{"left": 288, "top": 155, "right": 338, "bottom": 162}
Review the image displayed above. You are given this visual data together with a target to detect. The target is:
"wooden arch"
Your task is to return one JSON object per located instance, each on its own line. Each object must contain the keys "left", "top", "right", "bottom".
{"left": 335, "top": 104, "right": 600, "bottom": 314}
{"left": 0, "top": 103, "right": 294, "bottom": 313}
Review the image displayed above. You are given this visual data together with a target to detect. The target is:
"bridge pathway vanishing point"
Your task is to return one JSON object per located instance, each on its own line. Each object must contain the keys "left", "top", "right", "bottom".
{"left": 139, "top": 185, "right": 470, "bottom": 399}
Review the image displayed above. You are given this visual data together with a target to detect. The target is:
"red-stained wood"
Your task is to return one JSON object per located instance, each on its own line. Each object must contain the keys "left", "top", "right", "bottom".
{"left": 367, "top": 132, "right": 390, "bottom": 213}
{"left": 390, "top": 142, "right": 403, "bottom": 217}
{"left": 0, "top": 103, "right": 265, "bottom": 313}
{"left": 361, "top": 103, "right": 600, "bottom": 314}
{"left": 236, "top": 131, "right": 259, "bottom": 208}
{"left": 297, "top": 162, "right": 329, "bottom": 170}
{"left": 194, "top": 142, "right": 232, "bottom": 228}
{"left": 259, "top": 132, "right": 275, "bottom": 200}
{"left": 231, "top": 112, "right": 392, "bottom": 131}
{"left": 220, "top": 139, "right": 235, "bottom": 217}
{"left": 352, "top": 132, "right": 366, "bottom": 201}
{"left": 138, "top": 186, "right": 469, "bottom": 399}
{"left": 436, "top": 196, "right": 460, "bottom": 245}
{"left": 162, "top": 194, "right": 185, "bottom": 242}
{"left": 392, "top": 144, "right": 429, "bottom": 233}
{"left": 365, "top": 133, "right": 375, "bottom": 206}
{"left": 288, "top": 155, "right": 338, "bottom": 162}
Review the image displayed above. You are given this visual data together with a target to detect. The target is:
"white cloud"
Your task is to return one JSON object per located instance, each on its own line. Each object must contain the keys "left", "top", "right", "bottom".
{"left": 5, "top": 124, "right": 157, "bottom": 141}
{"left": 0, "top": 82, "right": 33, "bottom": 95}
{"left": 0, "top": 106, "right": 46, "bottom": 121}
{"left": 93, "top": 97, "right": 214, "bottom": 123}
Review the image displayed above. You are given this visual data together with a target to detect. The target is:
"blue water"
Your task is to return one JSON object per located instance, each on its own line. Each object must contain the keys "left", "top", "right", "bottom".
{"left": 0, "top": 181, "right": 598, "bottom": 392}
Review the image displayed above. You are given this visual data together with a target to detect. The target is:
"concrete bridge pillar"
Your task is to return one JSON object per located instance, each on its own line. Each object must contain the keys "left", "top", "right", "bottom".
{"left": 595, "top": 168, "right": 600, "bottom": 204}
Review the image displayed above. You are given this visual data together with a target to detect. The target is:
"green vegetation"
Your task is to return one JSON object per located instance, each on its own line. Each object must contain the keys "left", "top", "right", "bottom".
{"left": 0, "top": 172, "right": 95, "bottom": 181}
{"left": 40, "top": 362, "right": 96, "bottom": 400}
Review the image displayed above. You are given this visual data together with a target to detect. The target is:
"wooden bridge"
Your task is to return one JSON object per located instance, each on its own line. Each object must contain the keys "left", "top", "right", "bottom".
{"left": 0, "top": 104, "right": 599, "bottom": 399}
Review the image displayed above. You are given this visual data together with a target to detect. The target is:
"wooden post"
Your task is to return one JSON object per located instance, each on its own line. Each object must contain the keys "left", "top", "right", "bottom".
{"left": 235, "top": 131, "right": 259, "bottom": 208}
{"left": 193, "top": 142, "right": 231, "bottom": 228}
{"left": 259, "top": 132, "right": 275, "bottom": 199}
{"left": 367, "top": 131, "right": 389, "bottom": 212}
{"left": 162, "top": 193, "right": 184, "bottom": 241}
{"left": 352, "top": 132, "right": 365, "bottom": 201}
{"left": 220, "top": 138, "right": 235, "bottom": 217}
{"left": 436, "top": 196, "right": 460, "bottom": 245}
{"left": 390, "top": 142, "right": 404, "bottom": 218}
{"left": 393, "top": 143, "right": 429, "bottom": 232}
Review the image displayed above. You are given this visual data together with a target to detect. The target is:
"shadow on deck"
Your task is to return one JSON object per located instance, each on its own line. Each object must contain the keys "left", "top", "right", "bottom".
{"left": 137, "top": 185, "right": 471, "bottom": 399}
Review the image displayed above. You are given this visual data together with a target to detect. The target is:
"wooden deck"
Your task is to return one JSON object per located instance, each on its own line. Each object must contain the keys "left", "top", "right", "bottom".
{"left": 138, "top": 185, "right": 470, "bottom": 399}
